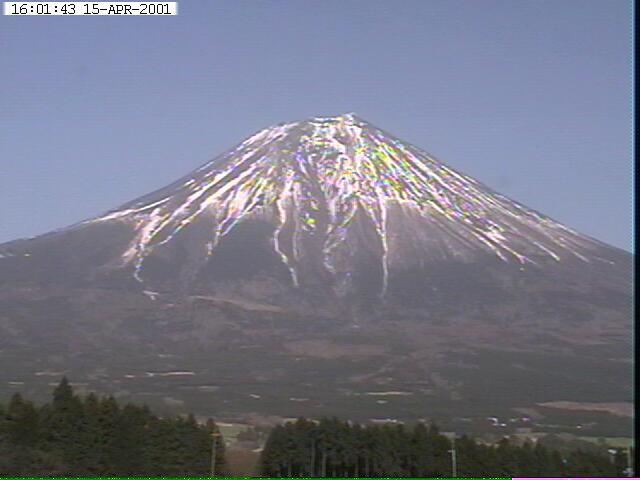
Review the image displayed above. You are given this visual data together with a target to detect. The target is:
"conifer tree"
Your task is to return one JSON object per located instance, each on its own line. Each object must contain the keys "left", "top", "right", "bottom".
{"left": 5, "top": 393, "right": 39, "bottom": 447}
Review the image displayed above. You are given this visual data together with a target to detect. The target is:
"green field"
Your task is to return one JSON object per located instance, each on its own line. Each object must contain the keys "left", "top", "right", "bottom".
{"left": 217, "top": 423, "right": 251, "bottom": 445}
{"left": 578, "top": 436, "right": 634, "bottom": 448}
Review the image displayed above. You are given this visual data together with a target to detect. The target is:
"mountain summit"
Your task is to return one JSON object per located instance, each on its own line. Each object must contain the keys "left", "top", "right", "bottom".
{"left": 0, "top": 115, "right": 631, "bottom": 427}
{"left": 17, "top": 113, "right": 615, "bottom": 297}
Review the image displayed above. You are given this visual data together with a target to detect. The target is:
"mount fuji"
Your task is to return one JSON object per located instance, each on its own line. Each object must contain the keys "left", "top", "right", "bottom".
{"left": 0, "top": 114, "right": 631, "bottom": 431}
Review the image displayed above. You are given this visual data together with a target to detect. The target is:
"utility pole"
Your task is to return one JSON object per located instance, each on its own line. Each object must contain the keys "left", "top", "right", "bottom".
{"left": 310, "top": 437, "right": 316, "bottom": 477}
{"left": 448, "top": 434, "right": 457, "bottom": 477}
{"left": 210, "top": 431, "right": 221, "bottom": 477}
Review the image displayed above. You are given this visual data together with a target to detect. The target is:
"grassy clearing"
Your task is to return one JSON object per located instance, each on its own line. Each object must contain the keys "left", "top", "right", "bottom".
{"left": 578, "top": 436, "right": 634, "bottom": 448}
{"left": 217, "top": 423, "right": 250, "bottom": 444}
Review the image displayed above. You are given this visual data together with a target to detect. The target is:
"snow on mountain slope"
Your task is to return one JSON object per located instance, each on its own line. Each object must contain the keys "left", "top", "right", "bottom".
{"left": 0, "top": 114, "right": 631, "bottom": 425}
{"left": 79, "top": 113, "right": 607, "bottom": 293}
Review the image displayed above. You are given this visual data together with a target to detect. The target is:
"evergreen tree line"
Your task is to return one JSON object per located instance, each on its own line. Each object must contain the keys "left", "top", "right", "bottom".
{"left": 0, "top": 378, "right": 226, "bottom": 476}
{"left": 260, "top": 417, "right": 628, "bottom": 477}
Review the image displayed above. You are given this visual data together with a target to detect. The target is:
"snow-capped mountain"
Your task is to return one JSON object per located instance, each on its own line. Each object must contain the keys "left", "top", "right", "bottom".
{"left": 3, "top": 114, "right": 619, "bottom": 295}
{"left": 0, "top": 114, "right": 631, "bottom": 427}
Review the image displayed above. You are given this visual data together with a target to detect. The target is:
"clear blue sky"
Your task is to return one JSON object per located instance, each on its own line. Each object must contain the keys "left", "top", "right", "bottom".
{"left": 0, "top": 0, "right": 632, "bottom": 250}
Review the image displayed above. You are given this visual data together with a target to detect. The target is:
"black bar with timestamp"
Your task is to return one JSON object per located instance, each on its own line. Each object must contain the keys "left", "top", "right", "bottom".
{"left": 3, "top": 2, "right": 178, "bottom": 15}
